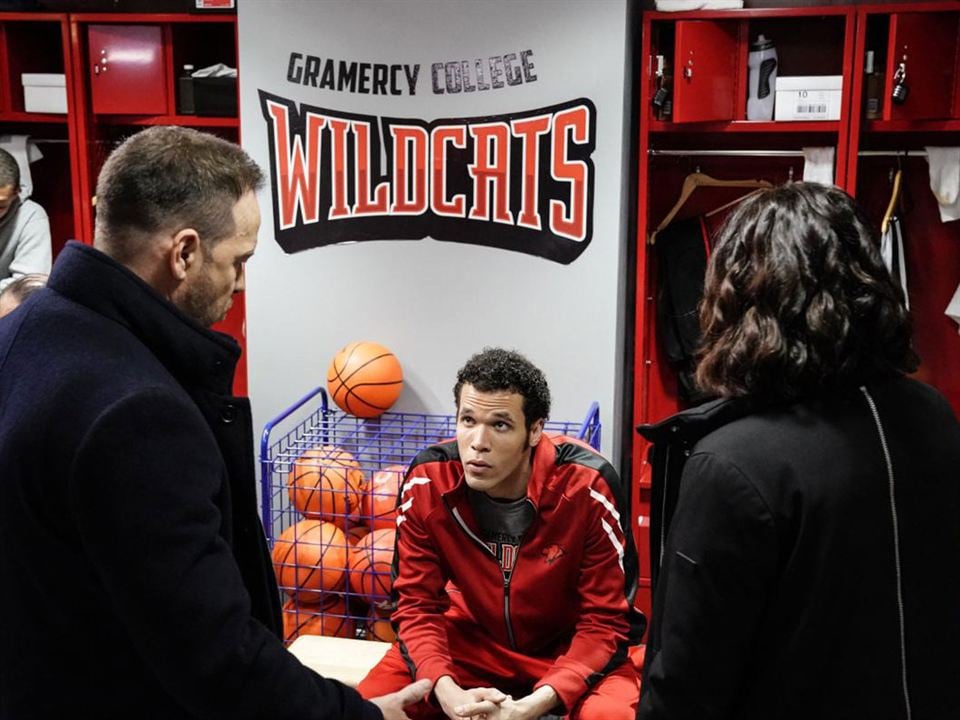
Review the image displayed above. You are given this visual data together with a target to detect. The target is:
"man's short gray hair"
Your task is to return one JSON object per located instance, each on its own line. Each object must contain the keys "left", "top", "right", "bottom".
{"left": 94, "top": 126, "right": 263, "bottom": 263}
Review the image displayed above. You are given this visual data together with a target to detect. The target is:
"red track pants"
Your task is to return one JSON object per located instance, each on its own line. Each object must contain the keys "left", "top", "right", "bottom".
{"left": 358, "top": 642, "right": 639, "bottom": 720}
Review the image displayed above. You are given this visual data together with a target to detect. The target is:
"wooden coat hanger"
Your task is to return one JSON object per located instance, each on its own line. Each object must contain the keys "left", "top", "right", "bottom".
{"left": 650, "top": 171, "right": 773, "bottom": 244}
{"left": 703, "top": 187, "right": 766, "bottom": 219}
{"left": 881, "top": 167, "right": 903, "bottom": 236}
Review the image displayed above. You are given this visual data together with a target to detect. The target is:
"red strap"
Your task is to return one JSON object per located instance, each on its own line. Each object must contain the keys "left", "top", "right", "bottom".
{"left": 699, "top": 215, "right": 711, "bottom": 259}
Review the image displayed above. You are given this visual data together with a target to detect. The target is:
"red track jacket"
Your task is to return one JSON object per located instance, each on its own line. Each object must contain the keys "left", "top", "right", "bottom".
{"left": 391, "top": 435, "right": 646, "bottom": 712}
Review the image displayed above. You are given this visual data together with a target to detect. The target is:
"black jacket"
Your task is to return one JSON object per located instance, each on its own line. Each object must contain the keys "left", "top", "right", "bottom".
{"left": 0, "top": 243, "right": 381, "bottom": 719}
{"left": 654, "top": 216, "right": 711, "bottom": 404}
{"left": 637, "top": 377, "right": 960, "bottom": 719}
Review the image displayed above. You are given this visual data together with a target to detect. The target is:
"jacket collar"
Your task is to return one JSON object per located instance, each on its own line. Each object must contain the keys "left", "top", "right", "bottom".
{"left": 527, "top": 433, "right": 558, "bottom": 505}
{"left": 636, "top": 396, "right": 758, "bottom": 447}
{"left": 48, "top": 242, "right": 239, "bottom": 395}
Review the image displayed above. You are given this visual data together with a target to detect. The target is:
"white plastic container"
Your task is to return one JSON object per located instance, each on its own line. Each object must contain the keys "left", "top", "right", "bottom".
{"left": 21, "top": 73, "right": 67, "bottom": 114}
{"left": 746, "top": 35, "right": 777, "bottom": 121}
{"left": 774, "top": 76, "right": 843, "bottom": 121}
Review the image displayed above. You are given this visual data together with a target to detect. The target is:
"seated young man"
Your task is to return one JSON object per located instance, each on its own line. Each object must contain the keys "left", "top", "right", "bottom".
{"left": 358, "top": 347, "right": 645, "bottom": 720}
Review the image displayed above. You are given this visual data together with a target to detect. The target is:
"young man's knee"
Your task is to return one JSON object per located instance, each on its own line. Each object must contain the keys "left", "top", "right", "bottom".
{"left": 356, "top": 645, "right": 411, "bottom": 699}
{"left": 570, "top": 671, "right": 640, "bottom": 720}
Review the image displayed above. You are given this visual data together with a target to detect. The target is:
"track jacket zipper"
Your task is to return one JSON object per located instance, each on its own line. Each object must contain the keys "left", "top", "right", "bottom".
{"left": 449, "top": 504, "right": 529, "bottom": 651}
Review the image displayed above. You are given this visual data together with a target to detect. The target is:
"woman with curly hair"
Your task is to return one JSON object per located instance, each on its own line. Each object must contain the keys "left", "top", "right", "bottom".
{"left": 638, "top": 182, "right": 960, "bottom": 720}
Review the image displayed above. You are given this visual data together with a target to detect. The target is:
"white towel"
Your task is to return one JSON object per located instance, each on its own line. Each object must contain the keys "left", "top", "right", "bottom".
{"left": 925, "top": 147, "right": 960, "bottom": 223}
{"left": 880, "top": 216, "right": 909, "bottom": 311}
{"left": 947, "top": 283, "right": 960, "bottom": 334}
{"left": 0, "top": 134, "right": 43, "bottom": 199}
{"left": 192, "top": 63, "right": 237, "bottom": 78}
{"left": 802, "top": 147, "right": 835, "bottom": 185}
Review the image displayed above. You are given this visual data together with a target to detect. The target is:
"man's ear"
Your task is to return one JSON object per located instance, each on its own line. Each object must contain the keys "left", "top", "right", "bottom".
{"left": 168, "top": 228, "right": 201, "bottom": 280}
{"left": 528, "top": 418, "right": 545, "bottom": 448}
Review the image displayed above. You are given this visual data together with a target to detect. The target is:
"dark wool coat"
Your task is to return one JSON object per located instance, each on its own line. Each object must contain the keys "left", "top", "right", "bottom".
{"left": 637, "top": 376, "right": 960, "bottom": 720}
{"left": 0, "top": 243, "right": 381, "bottom": 720}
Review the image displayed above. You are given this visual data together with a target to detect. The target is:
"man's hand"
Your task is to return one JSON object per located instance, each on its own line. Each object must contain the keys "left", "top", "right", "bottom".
{"left": 369, "top": 678, "right": 434, "bottom": 720}
{"left": 454, "top": 684, "right": 559, "bottom": 720}
{"left": 434, "top": 675, "right": 508, "bottom": 719}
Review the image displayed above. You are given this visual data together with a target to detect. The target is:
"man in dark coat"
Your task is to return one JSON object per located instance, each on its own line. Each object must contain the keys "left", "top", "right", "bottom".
{"left": 0, "top": 126, "right": 430, "bottom": 719}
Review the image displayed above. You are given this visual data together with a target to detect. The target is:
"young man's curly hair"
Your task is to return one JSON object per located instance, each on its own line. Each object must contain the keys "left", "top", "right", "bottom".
{"left": 454, "top": 348, "right": 551, "bottom": 427}
{"left": 696, "top": 182, "right": 918, "bottom": 402}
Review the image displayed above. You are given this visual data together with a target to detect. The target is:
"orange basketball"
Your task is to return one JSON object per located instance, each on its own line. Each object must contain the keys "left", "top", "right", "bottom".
{"left": 288, "top": 446, "right": 364, "bottom": 527}
{"left": 346, "top": 524, "right": 370, "bottom": 547}
{"left": 271, "top": 519, "right": 349, "bottom": 603}
{"left": 327, "top": 341, "right": 404, "bottom": 418}
{"left": 365, "top": 606, "right": 397, "bottom": 643}
{"left": 282, "top": 597, "right": 355, "bottom": 643}
{"left": 361, "top": 465, "right": 405, "bottom": 530}
{"left": 348, "top": 527, "right": 396, "bottom": 607}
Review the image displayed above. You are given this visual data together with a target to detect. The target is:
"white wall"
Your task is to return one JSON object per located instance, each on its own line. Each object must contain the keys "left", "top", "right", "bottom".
{"left": 239, "top": 0, "right": 632, "bottom": 465}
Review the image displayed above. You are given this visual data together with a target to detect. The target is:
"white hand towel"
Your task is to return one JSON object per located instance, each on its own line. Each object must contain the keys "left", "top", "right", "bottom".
{"left": 0, "top": 134, "right": 43, "bottom": 199}
{"left": 802, "top": 147, "right": 835, "bottom": 185}
{"left": 924, "top": 146, "right": 960, "bottom": 223}
{"left": 192, "top": 63, "right": 237, "bottom": 78}
{"left": 946, "top": 283, "right": 960, "bottom": 334}
{"left": 880, "top": 217, "right": 909, "bottom": 311}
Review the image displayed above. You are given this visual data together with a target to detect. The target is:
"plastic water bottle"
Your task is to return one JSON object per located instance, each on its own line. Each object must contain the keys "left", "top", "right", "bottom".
{"left": 746, "top": 35, "right": 777, "bottom": 121}
{"left": 178, "top": 64, "right": 195, "bottom": 115}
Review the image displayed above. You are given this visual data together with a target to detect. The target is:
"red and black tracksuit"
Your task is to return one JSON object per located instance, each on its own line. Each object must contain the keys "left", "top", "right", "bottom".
{"left": 358, "top": 435, "right": 645, "bottom": 718}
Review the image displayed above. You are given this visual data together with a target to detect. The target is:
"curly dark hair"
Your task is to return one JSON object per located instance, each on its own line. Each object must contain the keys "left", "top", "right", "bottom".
{"left": 454, "top": 348, "right": 551, "bottom": 427}
{"left": 696, "top": 182, "right": 918, "bottom": 402}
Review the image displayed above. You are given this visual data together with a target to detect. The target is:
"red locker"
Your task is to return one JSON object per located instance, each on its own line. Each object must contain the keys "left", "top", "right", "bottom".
{"left": 87, "top": 24, "right": 166, "bottom": 115}
{"left": 672, "top": 20, "right": 738, "bottom": 123}
{"left": 884, "top": 11, "right": 960, "bottom": 121}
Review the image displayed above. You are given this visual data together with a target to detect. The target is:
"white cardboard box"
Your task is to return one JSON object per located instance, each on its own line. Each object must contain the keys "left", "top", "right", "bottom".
{"left": 22, "top": 73, "right": 67, "bottom": 114}
{"left": 775, "top": 76, "right": 842, "bottom": 121}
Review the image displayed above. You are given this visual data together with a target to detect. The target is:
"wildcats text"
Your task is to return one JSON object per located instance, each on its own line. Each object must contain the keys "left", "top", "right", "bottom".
{"left": 259, "top": 91, "right": 596, "bottom": 263}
